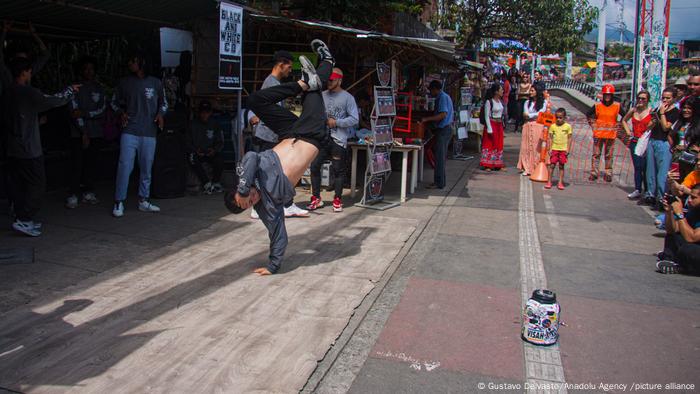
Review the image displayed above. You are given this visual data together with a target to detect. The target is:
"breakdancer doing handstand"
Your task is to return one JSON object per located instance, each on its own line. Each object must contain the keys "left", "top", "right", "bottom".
{"left": 224, "top": 39, "right": 334, "bottom": 275}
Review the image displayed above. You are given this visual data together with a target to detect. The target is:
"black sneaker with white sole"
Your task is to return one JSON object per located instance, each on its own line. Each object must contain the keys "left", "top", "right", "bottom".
{"left": 311, "top": 39, "right": 334, "bottom": 65}
{"left": 299, "top": 55, "right": 322, "bottom": 91}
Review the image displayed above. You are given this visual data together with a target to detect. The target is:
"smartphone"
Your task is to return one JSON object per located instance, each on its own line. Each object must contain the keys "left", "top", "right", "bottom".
{"left": 670, "top": 162, "right": 680, "bottom": 173}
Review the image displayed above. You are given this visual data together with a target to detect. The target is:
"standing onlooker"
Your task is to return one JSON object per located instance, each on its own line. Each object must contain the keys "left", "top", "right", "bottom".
{"left": 517, "top": 86, "right": 547, "bottom": 176}
{"left": 669, "top": 97, "right": 700, "bottom": 177}
{"left": 187, "top": 100, "right": 224, "bottom": 194}
{"left": 1, "top": 21, "right": 50, "bottom": 93}
{"left": 479, "top": 83, "right": 506, "bottom": 171}
{"left": 507, "top": 72, "right": 519, "bottom": 124}
{"left": 2, "top": 58, "right": 78, "bottom": 236}
{"left": 644, "top": 87, "right": 679, "bottom": 208}
{"left": 502, "top": 74, "right": 510, "bottom": 125}
{"left": 248, "top": 50, "right": 308, "bottom": 218}
{"left": 674, "top": 77, "right": 688, "bottom": 108}
{"left": 515, "top": 73, "right": 532, "bottom": 132}
{"left": 621, "top": 90, "right": 652, "bottom": 200}
{"left": 421, "top": 80, "right": 454, "bottom": 188}
{"left": 587, "top": 84, "right": 623, "bottom": 182}
{"left": 545, "top": 108, "right": 573, "bottom": 190}
{"left": 680, "top": 74, "right": 700, "bottom": 108}
{"left": 308, "top": 68, "right": 358, "bottom": 211}
{"left": 110, "top": 52, "right": 167, "bottom": 218}
{"left": 66, "top": 56, "right": 106, "bottom": 209}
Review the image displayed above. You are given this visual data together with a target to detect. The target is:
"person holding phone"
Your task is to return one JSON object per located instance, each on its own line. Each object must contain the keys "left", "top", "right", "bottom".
{"left": 621, "top": 90, "right": 652, "bottom": 199}
{"left": 643, "top": 88, "right": 679, "bottom": 210}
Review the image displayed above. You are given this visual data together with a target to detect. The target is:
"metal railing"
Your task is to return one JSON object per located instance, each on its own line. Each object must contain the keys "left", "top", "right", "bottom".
{"left": 545, "top": 79, "right": 598, "bottom": 100}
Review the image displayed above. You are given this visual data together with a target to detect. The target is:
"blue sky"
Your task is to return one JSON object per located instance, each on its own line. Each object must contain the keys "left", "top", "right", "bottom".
{"left": 589, "top": 0, "right": 700, "bottom": 42}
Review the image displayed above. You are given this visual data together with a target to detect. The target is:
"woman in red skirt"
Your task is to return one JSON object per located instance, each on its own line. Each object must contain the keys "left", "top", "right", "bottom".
{"left": 480, "top": 83, "right": 506, "bottom": 171}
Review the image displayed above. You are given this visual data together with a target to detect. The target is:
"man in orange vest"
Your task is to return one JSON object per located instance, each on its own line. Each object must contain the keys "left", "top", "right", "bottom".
{"left": 587, "top": 84, "right": 623, "bottom": 182}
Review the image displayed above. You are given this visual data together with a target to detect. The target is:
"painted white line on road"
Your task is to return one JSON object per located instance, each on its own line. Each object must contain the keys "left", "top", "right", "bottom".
{"left": 542, "top": 194, "right": 563, "bottom": 245}
{"left": 519, "top": 176, "right": 567, "bottom": 393}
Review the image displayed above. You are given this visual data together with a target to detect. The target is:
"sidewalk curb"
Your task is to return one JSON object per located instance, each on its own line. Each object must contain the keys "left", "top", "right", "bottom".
{"left": 304, "top": 158, "right": 479, "bottom": 393}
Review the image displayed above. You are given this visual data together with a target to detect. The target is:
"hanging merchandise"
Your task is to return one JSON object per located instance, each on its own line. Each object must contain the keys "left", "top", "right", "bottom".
{"left": 356, "top": 63, "right": 400, "bottom": 210}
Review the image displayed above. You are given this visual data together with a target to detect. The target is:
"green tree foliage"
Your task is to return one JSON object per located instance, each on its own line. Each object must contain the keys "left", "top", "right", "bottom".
{"left": 606, "top": 43, "right": 633, "bottom": 59}
{"left": 437, "top": 0, "right": 598, "bottom": 54}
{"left": 269, "top": 0, "right": 429, "bottom": 30}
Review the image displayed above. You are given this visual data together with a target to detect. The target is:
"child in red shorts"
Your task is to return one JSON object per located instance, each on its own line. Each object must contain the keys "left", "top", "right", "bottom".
{"left": 546, "top": 108, "right": 573, "bottom": 190}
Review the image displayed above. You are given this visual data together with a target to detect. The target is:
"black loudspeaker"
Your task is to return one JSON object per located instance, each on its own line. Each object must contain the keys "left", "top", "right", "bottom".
{"left": 151, "top": 129, "right": 186, "bottom": 199}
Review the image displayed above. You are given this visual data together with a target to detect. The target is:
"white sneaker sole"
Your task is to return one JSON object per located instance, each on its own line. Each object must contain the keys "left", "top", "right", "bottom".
{"left": 299, "top": 56, "right": 321, "bottom": 90}
{"left": 286, "top": 212, "right": 310, "bottom": 218}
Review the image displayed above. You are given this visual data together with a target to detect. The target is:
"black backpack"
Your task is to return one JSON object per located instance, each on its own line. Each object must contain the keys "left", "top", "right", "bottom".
{"left": 479, "top": 99, "right": 492, "bottom": 126}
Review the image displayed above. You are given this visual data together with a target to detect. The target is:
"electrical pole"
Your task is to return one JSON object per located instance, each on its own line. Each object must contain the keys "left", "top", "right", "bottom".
{"left": 566, "top": 52, "right": 573, "bottom": 80}
{"left": 595, "top": 0, "right": 607, "bottom": 93}
{"left": 647, "top": 0, "right": 671, "bottom": 108}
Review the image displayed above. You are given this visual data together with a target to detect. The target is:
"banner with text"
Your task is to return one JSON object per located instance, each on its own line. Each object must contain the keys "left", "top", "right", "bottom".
{"left": 218, "top": 2, "right": 243, "bottom": 90}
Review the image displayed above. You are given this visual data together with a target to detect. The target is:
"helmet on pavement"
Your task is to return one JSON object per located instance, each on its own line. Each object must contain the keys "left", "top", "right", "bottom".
{"left": 602, "top": 84, "right": 615, "bottom": 94}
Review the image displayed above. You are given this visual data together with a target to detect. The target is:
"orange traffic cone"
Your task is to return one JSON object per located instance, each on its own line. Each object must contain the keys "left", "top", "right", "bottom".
{"left": 530, "top": 126, "right": 550, "bottom": 182}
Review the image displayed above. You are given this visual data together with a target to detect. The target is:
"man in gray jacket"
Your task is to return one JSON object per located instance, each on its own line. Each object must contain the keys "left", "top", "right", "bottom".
{"left": 308, "top": 68, "right": 358, "bottom": 212}
{"left": 2, "top": 57, "right": 78, "bottom": 236}
{"left": 110, "top": 53, "right": 167, "bottom": 217}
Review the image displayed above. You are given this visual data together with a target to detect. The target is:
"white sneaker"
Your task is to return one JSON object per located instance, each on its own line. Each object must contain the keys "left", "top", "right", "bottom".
{"left": 138, "top": 200, "right": 161, "bottom": 213}
{"left": 112, "top": 201, "right": 124, "bottom": 217}
{"left": 211, "top": 183, "right": 223, "bottom": 193}
{"left": 627, "top": 190, "right": 641, "bottom": 199}
{"left": 203, "top": 182, "right": 213, "bottom": 195}
{"left": 12, "top": 220, "right": 41, "bottom": 237}
{"left": 285, "top": 203, "right": 310, "bottom": 218}
{"left": 299, "top": 56, "right": 322, "bottom": 91}
{"left": 65, "top": 195, "right": 79, "bottom": 209}
{"left": 250, "top": 208, "right": 260, "bottom": 220}
{"left": 82, "top": 192, "right": 99, "bottom": 205}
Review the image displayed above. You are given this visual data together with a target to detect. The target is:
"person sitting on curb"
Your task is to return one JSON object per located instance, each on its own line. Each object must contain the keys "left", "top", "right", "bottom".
{"left": 656, "top": 184, "right": 700, "bottom": 275}
{"left": 187, "top": 100, "right": 224, "bottom": 194}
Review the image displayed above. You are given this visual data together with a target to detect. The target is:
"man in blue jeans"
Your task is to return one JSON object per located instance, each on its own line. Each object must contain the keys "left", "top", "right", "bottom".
{"left": 421, "top": 80, "right": 454, "bottom": 189}
{"left": 111, "top": 53, "right": 168, "bottom": 217}
{"left": 645, "top": 87, "right": 679, "bottom": 210}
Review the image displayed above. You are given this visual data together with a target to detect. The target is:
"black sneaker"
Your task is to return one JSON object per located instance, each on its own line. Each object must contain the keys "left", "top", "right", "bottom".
{"left": 299, "top": 55, "right": 322, "bottom": 91}
{"left": 311, "top": 39, "right": 335, "bottom": 65}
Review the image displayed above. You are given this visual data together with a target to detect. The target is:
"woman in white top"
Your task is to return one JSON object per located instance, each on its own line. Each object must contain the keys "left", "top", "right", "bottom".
{"left": 480, "top": 83, "right": 506, "bottom": 171}
{"left": 517, "top": 86, "right": 548, "bottom": 176}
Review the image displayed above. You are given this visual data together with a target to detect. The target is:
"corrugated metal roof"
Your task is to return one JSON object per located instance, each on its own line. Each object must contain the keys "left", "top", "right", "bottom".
{"left": 1, "top": 2, "right": 456, "bottom": 64}
{"left": 248, "top": 14, "right": 456, "bottom": 63}
{"left": 0, "top": 0, "right": 222, "bottom": 39}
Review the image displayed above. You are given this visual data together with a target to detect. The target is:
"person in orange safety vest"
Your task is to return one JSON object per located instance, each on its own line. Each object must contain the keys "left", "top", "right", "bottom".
{"left": 587, "top": 84, "right": 624, "bottom": 182}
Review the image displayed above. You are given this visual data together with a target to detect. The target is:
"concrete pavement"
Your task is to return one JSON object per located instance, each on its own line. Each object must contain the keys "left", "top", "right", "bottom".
{"left": 1, "top": 96, "right": 699, "bottom": 393}
{"left": 316, "top": 99, "right": 700, "bottom": 393}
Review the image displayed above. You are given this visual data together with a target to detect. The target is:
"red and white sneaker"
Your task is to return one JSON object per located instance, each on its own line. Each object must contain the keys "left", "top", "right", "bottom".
{"left": 332, "top": 196, "right": 343, "bottom": 212}
{"left": 307, "top": 196, "right": 324, "bottom": 211}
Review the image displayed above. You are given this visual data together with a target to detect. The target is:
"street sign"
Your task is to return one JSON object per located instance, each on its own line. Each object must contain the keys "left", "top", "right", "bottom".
{"left": 218, "top": 2, "right": 243, "bottom": 90}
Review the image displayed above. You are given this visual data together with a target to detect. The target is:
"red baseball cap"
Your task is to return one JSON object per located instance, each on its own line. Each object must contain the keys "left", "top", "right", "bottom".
{"left": 330, "top": 69, "right": 344, "bottom": 80}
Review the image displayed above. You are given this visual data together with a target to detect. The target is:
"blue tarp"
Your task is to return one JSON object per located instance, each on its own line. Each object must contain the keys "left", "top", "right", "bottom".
{"left": 491, "top": 39, "right": 531, "bottom": 51}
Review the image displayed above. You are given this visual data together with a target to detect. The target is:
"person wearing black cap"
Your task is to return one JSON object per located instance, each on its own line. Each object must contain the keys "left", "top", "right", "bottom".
{"left": 187, "top": 100, "right": 224, "bottom": 194}
{"left": 247, "top": 49, "right": 309, "bottom": 218}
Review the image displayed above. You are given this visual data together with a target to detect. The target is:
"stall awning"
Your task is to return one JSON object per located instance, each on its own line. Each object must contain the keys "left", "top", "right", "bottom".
{"left": 460, "top": 60, "right": 484, "bottom": 70}
{"left": 585, "top": 61, "right": 597, "bottom": 68}
{"left": 0, "top": 0, "right": 232, "bottom": 39}
{"left": 604, "top": 61, "right": 621, "bottom": 67}
{"left": 248, "top": 14, "right": 456, "bottom": 63}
